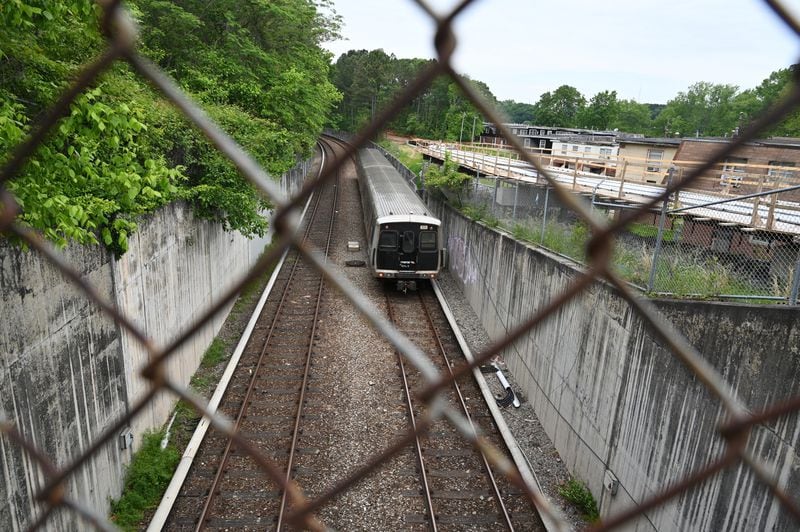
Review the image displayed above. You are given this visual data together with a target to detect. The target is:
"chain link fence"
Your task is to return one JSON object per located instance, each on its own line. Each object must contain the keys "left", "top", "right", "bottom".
{"left": 450, "top": 163, "right": 800, "bottom": 302}
{"left": 2, "top": 0, "right": 800, "bottom": 530}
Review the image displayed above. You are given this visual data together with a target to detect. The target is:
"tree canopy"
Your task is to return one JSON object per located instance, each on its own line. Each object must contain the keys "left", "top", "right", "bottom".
{"left": 1, "top": 0, "right": 340, "bottom": 254}
{"left": 329, "top": 49, "right": 497, "bottom": 140}
{"left": 533, "top": 85, "right": 586, "bottom": 128}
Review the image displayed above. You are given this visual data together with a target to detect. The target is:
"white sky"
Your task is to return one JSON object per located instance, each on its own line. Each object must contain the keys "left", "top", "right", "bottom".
{"left": 323, "top": 0, "right": 800, "bottom": 104}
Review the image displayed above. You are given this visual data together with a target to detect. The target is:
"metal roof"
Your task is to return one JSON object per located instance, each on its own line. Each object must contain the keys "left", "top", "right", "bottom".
{"left": 359, "top": 148, "right": 439, "bottom": 224}
{"left": 618, "top": 137, "right": 682, "bottom": 147}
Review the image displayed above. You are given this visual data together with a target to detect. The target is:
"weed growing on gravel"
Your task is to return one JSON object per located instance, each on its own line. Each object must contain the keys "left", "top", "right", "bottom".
{"left": 559, "top": 478, "right": 599, "bottom": 522}
{"left": 201, "top": 338, "right": 226, "bottom": 368}
{"left": 110, "top": 431, "right": 179, "bottom": 531}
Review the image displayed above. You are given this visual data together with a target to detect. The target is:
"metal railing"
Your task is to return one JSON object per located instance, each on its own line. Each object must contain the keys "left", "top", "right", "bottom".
{"left": 2, "top": 0, "right": 800, "bottom": 530}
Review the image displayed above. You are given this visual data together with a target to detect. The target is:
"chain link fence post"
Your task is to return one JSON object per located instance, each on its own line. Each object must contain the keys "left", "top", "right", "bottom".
{"left": 512, "top": 180, "right": 519, "bottom": 220}
{"left": 541, "top": 186, "right": 549, "bottom": 244}
{"left": 790, "top": 244, "right": 800, "bottom": 305}
{"left": 492, "top": 177, "right": 499, "bottom": 216}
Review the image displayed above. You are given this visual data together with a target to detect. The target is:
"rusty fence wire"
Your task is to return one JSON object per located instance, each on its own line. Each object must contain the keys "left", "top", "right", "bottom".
{"left": 2, "top": 0, "right": 800, "bottom": 530}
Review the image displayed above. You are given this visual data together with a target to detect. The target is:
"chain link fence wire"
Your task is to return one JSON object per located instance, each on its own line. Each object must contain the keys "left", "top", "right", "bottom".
{"left": 450, "top": 163, "right": 800, "bottom": 302}
{"left": 1, "top": 0, "right": 800, "bottom": 530}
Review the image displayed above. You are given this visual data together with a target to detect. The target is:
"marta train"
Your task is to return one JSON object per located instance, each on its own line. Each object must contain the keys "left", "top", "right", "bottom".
{"left": 357, "top": 147, "right": 445, "bottom": 289}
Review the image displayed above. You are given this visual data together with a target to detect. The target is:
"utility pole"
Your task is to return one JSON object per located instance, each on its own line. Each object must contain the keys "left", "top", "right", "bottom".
{"left": 459, "top": 112, "right": 466, "bottom": 146}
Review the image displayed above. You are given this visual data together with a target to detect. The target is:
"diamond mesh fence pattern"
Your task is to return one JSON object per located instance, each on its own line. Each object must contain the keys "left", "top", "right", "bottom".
{"left": 2, "top": 0, "right": 800, "bottom": 530}
{"left": 456, "top": 173, "right": 800, "bottom": 302}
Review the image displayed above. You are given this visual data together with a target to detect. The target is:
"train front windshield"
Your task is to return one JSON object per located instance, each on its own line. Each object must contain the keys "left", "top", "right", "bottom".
{"left": 376, "top": 224, "right": 438, "bottom": 272}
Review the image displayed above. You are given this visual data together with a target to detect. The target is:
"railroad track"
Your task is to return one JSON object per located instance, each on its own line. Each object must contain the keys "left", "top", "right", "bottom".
{"left": 385, "top": 284, "right": 544, "bottom": 530}
{"left": 163, "top": 139, "right": 341, "bottom": 530}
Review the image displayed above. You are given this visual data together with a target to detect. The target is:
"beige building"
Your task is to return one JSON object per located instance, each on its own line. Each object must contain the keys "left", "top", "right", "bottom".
{"left": 617, "top": 138, "right": 681, "bottom": 184}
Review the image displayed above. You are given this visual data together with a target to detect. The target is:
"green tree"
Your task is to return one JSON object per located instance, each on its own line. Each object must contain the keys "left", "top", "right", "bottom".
{"left": 330, "top": 49, "right": 395, "bottom": 130}
{"left": 329, "top": 51, "right": 497, "bottom": 140}
{"left": 611, "top": 99, "right": 654, "bottom": 135}
{"left": 735, "top": 66, "right": 800, "bottom": 136}
{"left": 424, "top": 154, "right": 471, "bottom": 206}
{"left": 498, "top": 100, "right": 536, "bottom": 123}
{"left": 1, "top": 0, "right": 341, "bottom": 253}
{"left": 443, "top": 78, "right": 496, "bottom": 142}
{"left": 533, "top": 85, "right": 586, "bottom": 127}
{"left": 578, "top": 90, "right": 619, "bottom": 130}
{"left": 656, "top": 82, "right": 740, "bottom": 137}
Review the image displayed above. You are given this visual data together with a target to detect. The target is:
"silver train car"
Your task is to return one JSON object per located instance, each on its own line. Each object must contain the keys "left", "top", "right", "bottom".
{"left": 357, "top": 147, "right": 445, "bottom": 287}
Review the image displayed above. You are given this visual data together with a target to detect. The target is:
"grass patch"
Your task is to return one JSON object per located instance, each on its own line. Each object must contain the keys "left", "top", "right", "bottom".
{"left": 558, "top": 478, "right": 599, "bottom": 522}
{"left": 110, "top": 431, "right": 180, "bottom": 531}
{"left": 548, "top": 221, "right": 588, "bottom": 261}
{"left": 461, "top": 204, "right": 499, "bottom": 228}
{"left": 201, "top": 337, "right": 226, "bottom": 368}
{"left": 378, "top": 138, "right": 424, "bottom": 175}
{"left": 626, "top": 221, "right": 676, "bottom": 242}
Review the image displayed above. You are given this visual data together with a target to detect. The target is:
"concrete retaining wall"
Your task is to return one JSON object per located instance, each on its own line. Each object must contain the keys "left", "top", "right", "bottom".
{"left": 0, "top": 166, "right": 306, "bottom": 530}
{"left": 432, "top": 199, "right": 800, "bottom": 531}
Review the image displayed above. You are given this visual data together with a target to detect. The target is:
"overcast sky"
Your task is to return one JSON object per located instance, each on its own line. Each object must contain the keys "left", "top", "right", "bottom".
{"left": 323, "top": 0, "right": 800, "bottom": 105}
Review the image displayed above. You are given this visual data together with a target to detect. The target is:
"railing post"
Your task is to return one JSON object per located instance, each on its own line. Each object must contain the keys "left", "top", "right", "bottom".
{"left": 648, "top": 168, "right": 674, "bottom": 292}
{"left": 572, "top": 158, "right": 579, "bottom": 190}
{"left": 617, "top": 160, "right": 627, "bottom": 199}
{"left": 767, "top": 191, "right": 778, "bottom": 231}
{"left": 751, "top": 173, "right": 766, "bottom": 227}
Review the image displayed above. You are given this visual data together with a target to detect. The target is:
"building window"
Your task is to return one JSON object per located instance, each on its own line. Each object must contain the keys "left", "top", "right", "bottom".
{"left": 539, "top": 139, "right": 546, "bottom": 149}
{"left": 524, "top": 138, "right": 531, "bottom": 147}
{"left": 646, "top": 149, "right": 664, "bottom": 172}
{"left": 721, "top": 156, "right": 747, "bottom": 187}
{"left": 560, "top": 143, "right": 567, "bottom": 154}
{"left": 571, "top": 145, "right": 579, "bottom": 152}
{"left": 584, "top": 146, "right": 591, "bottom": 153}
{"left": 600, "top": 147, "right": 612, "bottom": 159}
{"left": 768, "top": 161, "right": 795, "bottom": 183}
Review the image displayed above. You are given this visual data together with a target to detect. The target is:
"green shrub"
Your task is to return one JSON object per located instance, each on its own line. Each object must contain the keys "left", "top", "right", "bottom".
{"left": 377, "top": 138, "right": 423, "bottom": 174}
{"left": 110, "top": 431, "right": 180, "bottom": 531}
{"left": 558, "top": 478, "right": 599, "bottom": 522}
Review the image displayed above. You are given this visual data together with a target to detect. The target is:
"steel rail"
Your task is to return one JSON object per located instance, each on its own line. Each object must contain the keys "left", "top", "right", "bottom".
{"left": 276, "top": 139, "right": 340, "bottom": 529}
{"left": 194, "top": 146, "right": 331, "bottom": 531}
{"left": 417, "top": 288, "right": 516, "bottom": 531}
{"left": 384, "top": 294, "right": 439, "bottom": 531}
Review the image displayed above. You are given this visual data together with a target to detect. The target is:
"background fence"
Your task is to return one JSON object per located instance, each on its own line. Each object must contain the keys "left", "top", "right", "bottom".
{"left": 2, "top": 0, "right": 800, "bottom": 530}
{"left": 451, "top": 172, "right": 800, "bottom": 303}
